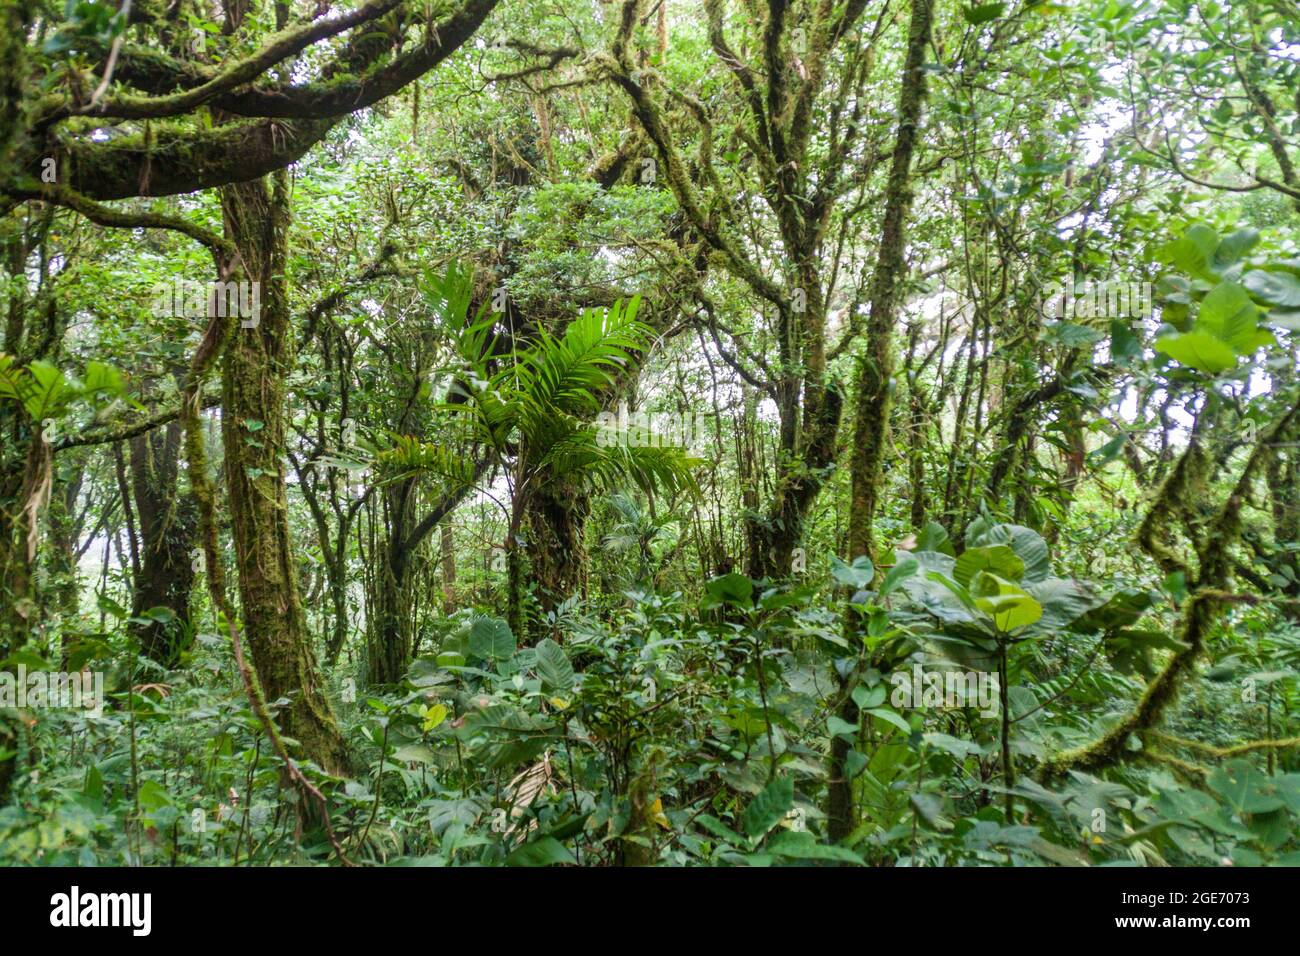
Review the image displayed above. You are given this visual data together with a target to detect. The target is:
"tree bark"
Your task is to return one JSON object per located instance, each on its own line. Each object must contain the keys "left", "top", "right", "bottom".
{"left": 127, "top": 420, "right": 198, "bottom": 667}
{"left": 221, "top": 172, "right": 350, "bottom": 774}
{"left": 830, "top": 0, "right": 936, "bottom": 845}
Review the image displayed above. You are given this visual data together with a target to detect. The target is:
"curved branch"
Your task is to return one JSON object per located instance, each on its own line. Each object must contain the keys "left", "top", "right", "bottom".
{"left": 3, "top": 182, "right": 233, "bottom": 261}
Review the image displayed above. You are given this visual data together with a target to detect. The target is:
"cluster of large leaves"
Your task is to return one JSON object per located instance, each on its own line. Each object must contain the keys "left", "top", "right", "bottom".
{"left": 1153, "top": 224, "right": 1294, "bottom": 374}
{"left": 1011, "top": 762, "right": 1300, "bottom": 866}
{"left": 0, "top": 356, "right": 126, "bottom": 424}
{"left": 887, "top": 520, "right": 1104, "bottom": 650}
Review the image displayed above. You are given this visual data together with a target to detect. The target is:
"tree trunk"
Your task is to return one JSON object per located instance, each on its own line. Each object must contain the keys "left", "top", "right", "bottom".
{"left": 440, "top": 521, "right": 456, "bottom": 609}
{"left": 127, "top": 421, "right": 198, "bottom": 667}
{"left": 221, "top": 173, "right": 350, "bottom": 774}
{"left": 367, "top": 534, "right": 413, "bottom": 686}
{"left": 524, "top": 479, "right": 590, "bottom": 628}
{"left": 830, "top": 0, "right": 936, "bottom": 845}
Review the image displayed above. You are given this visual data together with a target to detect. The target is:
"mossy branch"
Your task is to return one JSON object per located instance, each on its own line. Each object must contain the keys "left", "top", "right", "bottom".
{"left": 1041, "top": 394, "right": 1300, "bottom": 779}
{"left": 3, "top": 182, "right": 234, "bottom": 263}
{"left": 40, "top": 0, "right": 405, "bottom": 123}
{"left": 1149, "top": 730, "right": 1300, "bottom": 759}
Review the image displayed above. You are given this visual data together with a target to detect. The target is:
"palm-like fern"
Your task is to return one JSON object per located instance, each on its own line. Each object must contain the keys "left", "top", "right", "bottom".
{"left": 444, "top": 291, "right": 698, "bottom": 503}
{"left": 382, "top": 264, "right": 698, "bottom": 635}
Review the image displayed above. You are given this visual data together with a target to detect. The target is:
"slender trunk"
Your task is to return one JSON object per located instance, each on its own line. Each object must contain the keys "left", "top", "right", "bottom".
{"left": 999, "top": 642, "right": 1014, "bottom": 821}
{"left": 440, "top": 521, "right": 456, "bottom": 609}
{"left": 367, "top": 534, "right": 413, "bottom": 686}
{"left": 221, "top": 173, "right": 350, "bottom": 774}
{"left": 506, "top": 499, "right": 526, "bottom": 641}
{"left": 845, "top": 0, "right": 935, "bottom": 562}
{"left": 127, "top": 421, "right": 198, "bottom": 667}
{"left": 829, "top": 0, "right": 936, "bottom": 845}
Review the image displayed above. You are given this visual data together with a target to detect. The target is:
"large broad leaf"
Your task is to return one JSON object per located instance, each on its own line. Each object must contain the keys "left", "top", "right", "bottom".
{"left": 1244, "top": 268, "right": 1300, "bottom": 308}
{"left": 469, "top": 615, "right": 515, "bottom": 660}
{"left": 702, "top": 572, "right": 754, "bottom": 610}
{"left": 534, "top": 638, "right": 574, "bottom": 693}
{"left": 972, "top": 575, "right": 1043, "bottom": 632}
{"left": 962, "top": 2, "right": 1005, "bottom": 24}
{"left": 1154, "top": 330, "right": 1237, "bottom": 373}
{"left": 898, "top": 554, "right": 978, "bottom": 626}
{"left": 879, "top": 557, "right": 919, "bottom": 597}
{"left": 966, "top": 524, "right": 1050, "bottom": 582}
{"left": 1072, "top": 589, "right": 1154, "bottom": 634}
{"left": 1158, "top": 224, "right": 1219, "bottom": 281}
{"left": 766, "top": 830, "right": 862, "bottom": 863}
{"left": 506, "top": 836, "right": 576, "bottom": 866}
{"left": 457, "top": 705, "right": 551, "bottom": 770}
{"left": 1208, "top": 760, "right": 1288, "bottom": 815}
{"left": 914, "top": 521, "right": 955, "bottom": 556}
{"left": 1195, "top": 281, "right": 1259, "bottom": 353}
{"left": 743, "top": 777, "right": 795, "bottom": 840}
{"left": 924, "top": 732, "right": 985, "bottom": 760}
{"left": 831, "top": 555, "right": 875, "bottom": 590}
{"left": 1212, "top": 228, "right": 1260, "bottom": 270}
{"left": 1023, "top": 577, "right": 1105, "bottom": 634}
{"left": 954, "top": 544, "right": 1024, "bottom": 587}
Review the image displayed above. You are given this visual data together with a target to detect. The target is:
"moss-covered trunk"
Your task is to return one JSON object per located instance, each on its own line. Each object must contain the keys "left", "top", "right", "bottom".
{"left": 367, "top": 534, "right": 413, "bottom": 686}
{"left": 220, "top": 173, "right": 350, "bottom": 774}
{"left": 524, "top": 479, "right": 590, "bottom": 631}
{"left": 830, "top": 0, "right": 935, "bottom": 845}
{"left": 127, "top": 421, "right": 198, "bottom": 667}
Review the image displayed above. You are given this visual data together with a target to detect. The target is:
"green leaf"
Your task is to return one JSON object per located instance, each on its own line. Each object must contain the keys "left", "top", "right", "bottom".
{"left": 954, "top": 544, "right": 1024, "bottom": 587}
{"left": 1212, "top": 228, "right": 1259, "bottom": 269}
{"left": 766, "top": 830, "right": 862, "bottom": 863}
{"left": 827, "top": 715, "right": 859, "bottom": 739}
{"left": 969, "top": 524, "right": 1051, "bottom": 581}
{"left": 703, "top": 572, "right": 754, "bottom": 609}
{"left": 1196, "top": 281, "right": 1258, "bottom": 352}
{"left": 23, "top": 361, "right": 68, "bottom": 420}
{"left": 743, "top": 777, "right": 795, "bottom": 839}
{"left": 696, "top": 813, "right": 745, "bottom": 845}
{"left": 1023, "top": 577, "right": 1104, "bottom": 632}
{"left": 972, "top": 576, "right": 1043, "bottom": 632}
{"left": 505, "top": 836, "right": 576, "bottom": 866}
{"left": 420, "top": 704, "right": 448, "bottom": 732}
{"left": 851, "top": 684, "right": 886, "bottom": 710}
{"left": 534, "top": 638, "right": 574, "bottom": 693}
{"left": 393, "top": 743, "right": 437, "bottom": 764}
{"left": 80, "top": 361, "right": 124, "bottom": 398}
{"left": 1244, "top": 268, "right": 1300, "bottom": 308}
{"left": 1159, "top": 224, "right": 1219, "bottom": 280}
{"left": 1155, "top": 330, "right": 1237, "bottom": 373}
{"left": 923, "top": 733, "right": 984, "bottom": 759}
{"left": 879, "top": 558, "right": 919, "bottom": 597}
{"left": 866, "top": 707, "right": 913, "bottom": 735}
{"left": 962, "top": 2, "right": 1005, "bottom": 24}
{"left": 136, "top": 779, "right": 175, "bottom": 812}
{"left": 914, "top": 521, "right": 955, "bottom": 556}
{"left": 831, "top": 555, "right": 875, "bottom": 590}
{"left": 1208, "top": 760, "right": 1287, "bottom": 815}
{"left": 1046, "top": 322, "right": 1104, "bottom": 348}
{"left": 468, "top": 615, "right": 514, "bottom": 660}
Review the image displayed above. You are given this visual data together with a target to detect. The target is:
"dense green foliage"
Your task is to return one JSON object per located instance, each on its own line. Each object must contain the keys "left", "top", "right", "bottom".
{"left": 1, "top": 0, "right": 1299, "bottom": 867}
